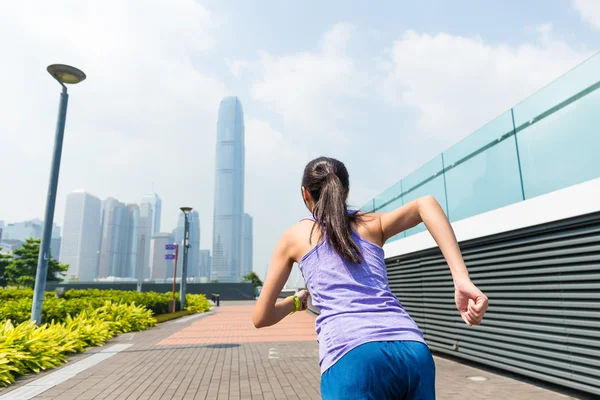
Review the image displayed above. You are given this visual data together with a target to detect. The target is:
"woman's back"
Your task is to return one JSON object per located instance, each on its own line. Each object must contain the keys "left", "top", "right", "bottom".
{"left": 295, "top": 213, "right": 425, "bottom": 374}
{"left": 252, "top": 156, "right": 487, "bottom": 400}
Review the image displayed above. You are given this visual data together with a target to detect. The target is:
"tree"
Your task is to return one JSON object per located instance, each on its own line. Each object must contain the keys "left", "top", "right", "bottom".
{"left": 5, "top": 238, "right": 69, "bottom": 288}
{"left": 0, "top": 252, "right": 12, "bottom": 287}
{"left": 243, "top": 272, "right": 263, "bottom": 288}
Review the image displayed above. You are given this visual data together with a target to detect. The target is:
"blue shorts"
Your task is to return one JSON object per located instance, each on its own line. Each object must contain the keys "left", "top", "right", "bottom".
{"left": 320, "top": 341, "right": 436, "bottom": 400}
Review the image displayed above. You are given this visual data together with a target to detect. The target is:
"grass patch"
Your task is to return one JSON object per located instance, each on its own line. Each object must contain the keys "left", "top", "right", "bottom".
{"left": 154, "top": 309, "right": 197, "bottom": 323}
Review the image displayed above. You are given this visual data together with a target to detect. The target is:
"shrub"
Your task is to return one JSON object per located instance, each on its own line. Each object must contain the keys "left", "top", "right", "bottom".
{"left": 63, "top": 289, "right": 177, "bottom": 315}
{"left": 0, "top": 289, "right": 210, "bottom": 326}
{"left": 185, "top": 294, "right": 210, "bottom": 313}
{"left": 0, "top": 288, "right": 34, "bottom": 300}
{"left": 0, "top": 301, "right": 157, "bottom": 386}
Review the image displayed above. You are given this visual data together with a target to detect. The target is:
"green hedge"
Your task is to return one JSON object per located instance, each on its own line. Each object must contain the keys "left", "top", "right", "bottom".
{"left": 0, "top": 301, "right": 156, "bottom": 386}
{"left": 0, "top": 289, "right": 211, "bottom": 324}
{"left": 0, "top": 289, "right": 211, "bottom": 386}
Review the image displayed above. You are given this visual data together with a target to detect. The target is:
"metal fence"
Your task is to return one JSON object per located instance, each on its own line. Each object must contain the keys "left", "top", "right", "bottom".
{"left": 386, "top": 211, "right": 600, "bottom": 396}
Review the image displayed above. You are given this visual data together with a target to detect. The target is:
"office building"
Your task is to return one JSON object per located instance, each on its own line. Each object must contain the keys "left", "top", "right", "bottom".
{"left": 212, "top": 96, "right": 245, "bottom": 282}
{"left": 139, "top": 194, "right": 161, "bottom": 279}
{"left": 141, "top": 194, "right": 162, "bottom": 234}
{"left": 60, "top": 191, "right": 102, "bottom": 281}
{"left": 97, "top": 199, "right": 140, "bottom": 278}
{"left": 2, "top": 219, "right": 42, "bottom": 242}
{"left": 199, "top": 249, "right": 211, "bottom": 280}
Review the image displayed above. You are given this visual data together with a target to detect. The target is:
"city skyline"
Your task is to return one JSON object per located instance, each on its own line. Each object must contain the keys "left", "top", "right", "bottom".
{"left": 1, "top": 189, "right": 220, "bottom": 282}
{"left": 2, "top": 1, "right": 599, "bottom": 281}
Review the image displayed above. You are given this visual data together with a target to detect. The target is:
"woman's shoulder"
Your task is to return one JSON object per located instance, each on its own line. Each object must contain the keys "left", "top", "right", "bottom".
{"left": 280, "top": 219, "right": 323, "bottom": 262}
{"left": 353, "top": 212, "right": 385, "bottom": 247}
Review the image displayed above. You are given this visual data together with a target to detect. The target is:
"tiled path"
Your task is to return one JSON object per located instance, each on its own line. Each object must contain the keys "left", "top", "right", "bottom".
{"left": 0, "top": 301, "right": 592, "bottom": 399}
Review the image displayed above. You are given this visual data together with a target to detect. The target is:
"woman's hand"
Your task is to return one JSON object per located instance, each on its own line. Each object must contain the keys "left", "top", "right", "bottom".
{"left": 454, "top": 279, "right": 488, "bottom": 326}
{"left": 296, "top": 290, "right": 310, "bottom": 311}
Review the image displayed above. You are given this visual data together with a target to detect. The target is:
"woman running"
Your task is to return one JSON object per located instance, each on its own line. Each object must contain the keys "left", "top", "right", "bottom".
{"left": 253, "top": 156, "right": 488, "bottom": 399}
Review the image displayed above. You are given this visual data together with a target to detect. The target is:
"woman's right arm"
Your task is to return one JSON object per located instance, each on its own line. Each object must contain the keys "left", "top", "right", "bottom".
{"left": 379, "top": 195, "right": 488, "bottom": 326}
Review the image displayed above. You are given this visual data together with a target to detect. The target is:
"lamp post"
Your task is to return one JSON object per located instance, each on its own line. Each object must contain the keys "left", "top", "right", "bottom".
{"left": 179, "top": 207, "right": 192, "bottom": 310}
{"left": 31, "top": 64, "right": 86, "bottom": 325}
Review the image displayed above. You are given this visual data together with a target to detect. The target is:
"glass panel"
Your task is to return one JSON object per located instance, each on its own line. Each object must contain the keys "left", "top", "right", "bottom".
{"left": 445, "top": 139, "right": 523, "bottom": 222}
{"left": 443, "top": 111, "right": 514, "bottom": 165}
{"left": 403, "top": 175, "right": 447, "bottom": 237}
{"left": 373, "top": 180, "right": 403, "bottom": 211}
{"left": 443, "top": 110, "right": 522, "bottom": 222}
{"left": 512, "top": 52, "right": 600, "bottom": 127}
{"left": 360, "top": 199, "right": 375, "bottom": 213}
{"left": 518, "top": 86, "right": 600, "bottom": 199}
{"left": 400, "top": 156, "right": 447, "bottom": 237}
{"left": 402, "top": 156, "right": 444, "bottom": 194}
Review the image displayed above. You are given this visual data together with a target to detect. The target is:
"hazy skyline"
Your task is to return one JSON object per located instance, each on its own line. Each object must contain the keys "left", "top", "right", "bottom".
{"left": 1, "top": 1, "right": 599, "bottom": 280}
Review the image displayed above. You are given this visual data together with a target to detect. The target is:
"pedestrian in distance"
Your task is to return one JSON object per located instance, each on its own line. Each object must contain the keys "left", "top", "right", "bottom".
{"left": 253, "top": 156, "right": 488, "bottom": 400}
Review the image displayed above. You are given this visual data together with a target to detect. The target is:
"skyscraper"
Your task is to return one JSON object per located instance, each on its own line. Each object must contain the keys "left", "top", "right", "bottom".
{"left": 141, "top": 194, "right": 162, "bottom": 234}
{"left": 199, "top": 249, "right": 211, "bottom": 279}
{"left": 242, "top": 213, "right": 253, "bottom": 278}
{"left": 97, "top": 198, "right": 125, "bottom": 278}
{"left": 96, "top": 199, "right": 140, "bottom": 278}
{"left": 123, "top": 204, "right": 140, "bottom": 278}
{"left": 137, "top": 202, "right": 154, "bottom": 280}
{"left": 3, "top": 220, "right": 42, "bottom": 242}
{"left": 212, "top": 96, "right": 245, "bottom": 282}
{"left": 172, "top": 210, "right": 200, "bottom": 278}
{"left": 139, "top": 194, "right": 161, "bottom": 279}
{"left": 60, "top": 191, "right": 102, "bottom": 281}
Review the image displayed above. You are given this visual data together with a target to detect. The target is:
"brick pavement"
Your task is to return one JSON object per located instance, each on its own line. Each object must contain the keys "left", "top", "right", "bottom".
{"left": 0, "top": 301, "right": 590, "bottom": 399}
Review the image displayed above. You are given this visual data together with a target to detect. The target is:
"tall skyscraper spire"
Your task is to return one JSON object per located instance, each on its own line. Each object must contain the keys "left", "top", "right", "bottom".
{"left": 212, "top": 96, "right": 245, "bottom": 282}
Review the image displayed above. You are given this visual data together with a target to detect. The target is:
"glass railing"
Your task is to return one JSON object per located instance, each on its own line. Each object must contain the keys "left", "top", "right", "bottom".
{"left": 362, "top": 51, "right": 600, "bottom": 242}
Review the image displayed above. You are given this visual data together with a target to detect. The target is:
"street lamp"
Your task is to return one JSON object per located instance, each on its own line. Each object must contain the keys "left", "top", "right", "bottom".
{"left": 31, "top": 64, "right": 86, "bottom": 325}
{"left": 179, "top": 207, "right": 193, "bottom": 310}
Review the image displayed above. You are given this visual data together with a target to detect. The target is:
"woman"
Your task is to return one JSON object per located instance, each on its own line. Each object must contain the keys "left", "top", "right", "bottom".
{"left": 253, "top": 157, "right": 488, "bottom": 399}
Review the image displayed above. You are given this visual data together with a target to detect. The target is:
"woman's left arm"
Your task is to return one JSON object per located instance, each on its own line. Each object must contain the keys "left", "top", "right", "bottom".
{"left": 253, "top": 229, "right": 300, "bottom": 328}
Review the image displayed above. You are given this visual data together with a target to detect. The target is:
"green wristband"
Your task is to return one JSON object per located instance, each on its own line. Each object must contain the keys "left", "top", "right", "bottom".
{"left": 293, "top": 295, "right": 300, "bottom": 312}
{"left": 288, "top": 295, "right": 300, "bottom": 314}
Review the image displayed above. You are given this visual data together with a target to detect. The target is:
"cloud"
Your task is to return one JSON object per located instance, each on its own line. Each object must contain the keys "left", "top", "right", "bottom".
{"left": 230, "top": 23, "right": 370, "bottom": 147}
{"left": 573, "top": 0, "right": 600, "bottom": 29}
{"left": 0, "top": 0, "right": 227, "bottom": 249}
{"left": 379, "top": 25, "right": 592, "bottom": 145}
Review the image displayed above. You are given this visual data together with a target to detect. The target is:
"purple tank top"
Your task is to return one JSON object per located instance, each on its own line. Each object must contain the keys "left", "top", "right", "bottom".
{"left": 298, "top": 215, "right": 426, "bottom": 374}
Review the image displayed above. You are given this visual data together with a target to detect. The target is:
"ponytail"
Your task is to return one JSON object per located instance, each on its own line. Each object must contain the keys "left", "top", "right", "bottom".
{"left": 305, "top": 162, "right": 363, "bottom": 264}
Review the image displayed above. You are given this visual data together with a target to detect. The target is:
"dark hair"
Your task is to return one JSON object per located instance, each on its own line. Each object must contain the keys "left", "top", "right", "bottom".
{"left": 302, "top": 157, "right": 363, "bottom": 264}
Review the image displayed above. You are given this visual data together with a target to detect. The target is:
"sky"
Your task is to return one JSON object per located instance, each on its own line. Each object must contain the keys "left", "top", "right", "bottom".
{"left": 1, "top": 0, "right": 599, "bottom": 281}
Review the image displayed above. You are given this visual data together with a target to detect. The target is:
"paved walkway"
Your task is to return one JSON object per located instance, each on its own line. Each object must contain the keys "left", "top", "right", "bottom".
{"left": 0, "top": 301, "right": 589, "bottom": 399}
